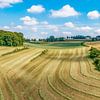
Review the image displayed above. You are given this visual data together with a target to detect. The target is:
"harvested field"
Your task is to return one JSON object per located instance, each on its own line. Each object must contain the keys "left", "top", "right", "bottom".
{"left": 85, "top": 42, "right": 100, "bottom": 49}
{"left": 0, "top": 46, "right": 100, "bottom": 100}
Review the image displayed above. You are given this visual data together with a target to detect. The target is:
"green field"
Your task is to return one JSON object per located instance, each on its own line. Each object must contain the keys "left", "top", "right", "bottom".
{"left": 47, "top": 42, "right": 83, "bottom": 47}
{"left": 25, "top": 41, "right": 84, "bottom": 48}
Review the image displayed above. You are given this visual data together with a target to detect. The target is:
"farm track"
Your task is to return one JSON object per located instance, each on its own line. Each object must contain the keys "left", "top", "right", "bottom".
{"left": 0, "top": 46, "right": 100, "bottom": 100}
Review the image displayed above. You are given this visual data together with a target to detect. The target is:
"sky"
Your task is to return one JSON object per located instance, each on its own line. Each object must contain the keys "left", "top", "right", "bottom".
{"left": 0, "top": 0, "right": 100, "bottom": 39}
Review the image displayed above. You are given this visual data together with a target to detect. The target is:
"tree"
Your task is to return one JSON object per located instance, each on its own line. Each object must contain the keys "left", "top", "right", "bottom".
{"left": 0, "top": 30, "right": 24, "bottom": 46}
{"left": 89, "top": 48, "right": 100, "bottom": 59}
{"left": 46, "top": 36, "right": 55, "bottom": 42}
{"left": 94, "top": 58, "right": 100, "bottom": 71}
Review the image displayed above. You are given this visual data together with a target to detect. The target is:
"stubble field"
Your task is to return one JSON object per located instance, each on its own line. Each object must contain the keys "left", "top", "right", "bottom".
{"left": 0, "top": 43, "right": 100, "bottom": 100}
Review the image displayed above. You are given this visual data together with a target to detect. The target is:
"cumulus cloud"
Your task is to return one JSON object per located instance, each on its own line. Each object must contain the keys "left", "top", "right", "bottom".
{"left": 41, "top": 21, "right": 49, "bottom": 25}
{"left": 3, "top": 26, "right": 10, "bottom": 30}
{"left": 95, "top": 29, "right": 100, "bottom": 34}
{"left": 87, "top": 10, "right": 100, "bottom": 19}
{"left": 14, "top": 25, "right": 23, "bottom": 30}
{"left": 31, "top": 27, "right": 38, "bottom": 32}
{"left": 80, "top": 26, "right": 92, "bottom": 31}
{"left": 64, "top": 22, "right": 75, "bottom": 28}
{"left": 20, "top": 16, "right": 38, "bottom": 25}
{"left": 45, "top": 24, "right": 59, "bottom": 32}
{"left": 41, "top": 32, "right": 48, "bottom": 35}
{"left": 0, "top": 26, "right": 12, "bottom": 31}
{"left": 0, "top": 0, "right": 23, "bottom": 8}
{"left": 27, "top": 5, "right": 45, "bottom": 13}
{"left": 62, "top": 31, "right": 72, "bottom": 35}
{"left": 50, "top": 5, "right": 80, "bottom": 18}
{"left": 76, "top": 26, "right": 92, "bottom": 32}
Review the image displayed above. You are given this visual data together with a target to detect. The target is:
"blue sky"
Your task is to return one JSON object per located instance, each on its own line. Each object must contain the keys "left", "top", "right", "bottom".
{"left": 0, "top": 0, "right": 100, "bottom": 39}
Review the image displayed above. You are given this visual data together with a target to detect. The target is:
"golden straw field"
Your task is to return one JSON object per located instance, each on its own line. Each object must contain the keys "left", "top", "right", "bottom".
{"left": 0, "top": 44, "right": 100, "bottom": 100}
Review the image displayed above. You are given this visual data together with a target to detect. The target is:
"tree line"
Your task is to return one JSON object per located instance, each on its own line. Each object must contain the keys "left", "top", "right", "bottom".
{"left": 89, "top": 47, "right": 100, "bottom": 71}
{"left": 0, "top": 30, "right": 24, "bottom": 46}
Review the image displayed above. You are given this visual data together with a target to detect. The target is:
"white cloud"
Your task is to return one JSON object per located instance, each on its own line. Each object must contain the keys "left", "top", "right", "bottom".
{"left": 64, "top": 22, "right": 75, "bottom": 28}
{"left": 27, "top": 5, "right": 45, "bottom": 13}
{"left": 81, "top": 26, "right": 92, "bottom": 31}
{"left": 95, "top": 29, "right": 100, "bottom": 34}
{"left": 0, "top": 26, "right": 11, "bottom": 31}
{"left": 0, "top": 0, "right": 23, "bottom": 8}
{"left": 41, "top": 32, "right": 48, "bottom": 35}
{"left": 31, "top": 27, "right": 37, "bottom": 32}
{"left": 45, "top": 24, "right": 59, "bottom": 32}
{"left": 50, "top": 5, "right": 80, "bottom": 18}
{"left": 14, "top": 25, "right": 23, "bottom": 30}
{"left": 3, "top": 26, "right": 10, "bottom": 30}
{"left": 20, "top": 16, "right": 38, "bottom": 25}
{"left": 76, "top": 26, "right": 92, "bottom": 32}
{"left": 41, "top": 21, "right": 49, "bottom": 25}
{"left": 87, "top": 10, "right": 100, "bottom": 19}
{"left": 62, "top": 32, "right": 72, "bottom": 35}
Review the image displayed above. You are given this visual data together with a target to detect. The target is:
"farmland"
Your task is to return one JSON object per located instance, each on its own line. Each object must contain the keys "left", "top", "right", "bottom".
{"left": 0, "top": 42, "right": 100, "bottom": 100}
{"left": 26, "top": 41, "right": 84, "bottom": 48}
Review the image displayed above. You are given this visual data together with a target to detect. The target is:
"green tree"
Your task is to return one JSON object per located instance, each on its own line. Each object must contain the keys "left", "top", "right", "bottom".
{"left": 0, "top": 30, "right": 24, "bottom": 46}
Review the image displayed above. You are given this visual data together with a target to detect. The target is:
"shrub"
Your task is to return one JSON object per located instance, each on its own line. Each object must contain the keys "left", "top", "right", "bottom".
{"left": 94, "top": 58, "right": 100, "bottom": 71}
{"left": 89, "top": 47, "right": 100, "bottom": 71}
{"left": 89, "top": 47, "right": 100, "bottom": 59}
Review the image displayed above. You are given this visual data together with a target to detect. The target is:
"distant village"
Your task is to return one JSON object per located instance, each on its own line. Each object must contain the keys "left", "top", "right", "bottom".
{"left": 26, "top": 35, "right": 100, "bottom": 42}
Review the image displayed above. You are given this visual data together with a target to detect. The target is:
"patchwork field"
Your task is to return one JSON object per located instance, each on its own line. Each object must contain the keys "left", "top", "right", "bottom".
{"left": 25, "top": 41, "right": 84, "bottom": 49}
{"left": 0, "top": 44, "right": 100, "bottom": 100}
